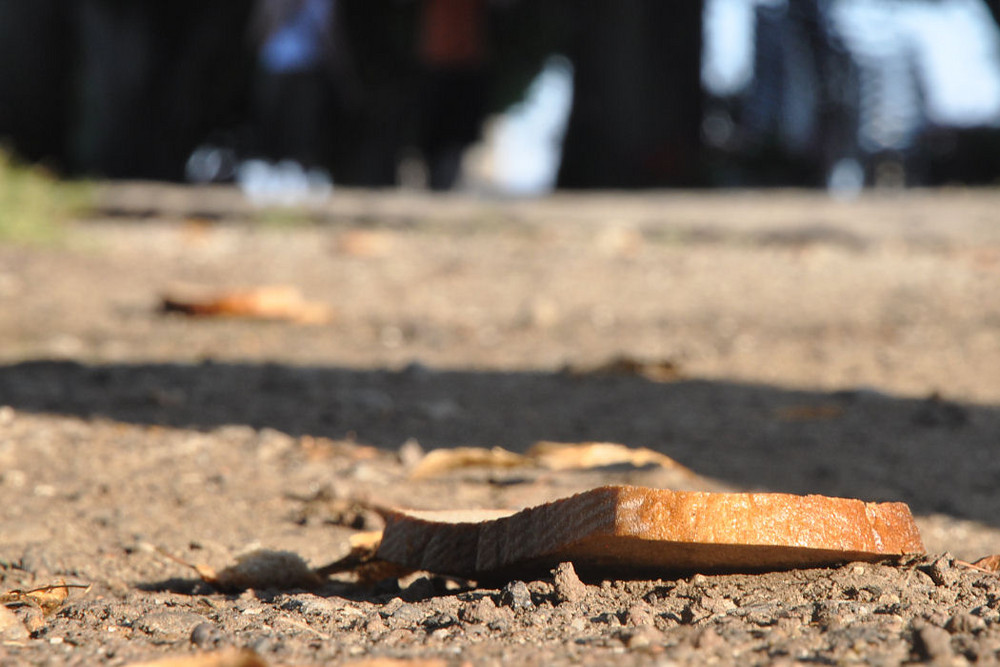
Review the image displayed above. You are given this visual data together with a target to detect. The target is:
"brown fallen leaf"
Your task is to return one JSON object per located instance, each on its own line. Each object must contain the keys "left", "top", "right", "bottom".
{"left": 565, "top": 355, "right": 681, "bottom": 382}
{"left": 334, "top": 229, "right": 393, "bottom": 257}
{"left": 298, "top": 435, "right": 380, "bottom": 462}
{"left": 0, "top": 581, "right": 85, "bottom": 615}
{"left": 125, "top": 649, "right": 269, "bottom": 667}
{"left": 528, "top": 441, "right": 694, "bottom": 474}
{"left": 24, "top": 582, "right": 69, "bottom": 614}
{"left": 161, "top": 285, "right": 331, "bottom": 324}
{"left": 180, "top": 219, "right": 216, "bottom": 247}
{"left": 408, "top": 441, "right": 693, "bottom": 480}
{"left": 408, "top": 446, "right": 528, "bottom": 480}
{"left": 375, "top": 485, "right": 925, "bottom": 580}
{"left": 971, "top": 555, "right": 1000, "bottom": 572}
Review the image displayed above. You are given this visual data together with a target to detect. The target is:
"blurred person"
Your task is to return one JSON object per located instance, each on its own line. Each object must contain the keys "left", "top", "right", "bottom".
{"left": 74, "top": 1, "right": 252, "bottom": 179}
{"left": 556, "top": 1, "right": 703, "bottom": 188}
{"left": 249, "top": 0, "right": 343, "bottom": 170}
{"left": 415, "top": 0, "right": 492, "bottom": 190}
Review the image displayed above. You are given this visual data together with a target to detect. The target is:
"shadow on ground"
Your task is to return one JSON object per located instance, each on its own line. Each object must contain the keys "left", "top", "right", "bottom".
{"left": 1, "top": 360, "right": 996, "bottom": 525}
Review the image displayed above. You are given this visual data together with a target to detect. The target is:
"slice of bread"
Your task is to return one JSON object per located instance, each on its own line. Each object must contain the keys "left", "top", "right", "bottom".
{"left": 375, "top": 485, "right": 924, "bottom": 579}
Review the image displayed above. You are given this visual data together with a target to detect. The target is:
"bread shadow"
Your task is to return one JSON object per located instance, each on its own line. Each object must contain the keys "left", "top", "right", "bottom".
{"left": 0, "top": 359, "right": 995, "bottom": 524}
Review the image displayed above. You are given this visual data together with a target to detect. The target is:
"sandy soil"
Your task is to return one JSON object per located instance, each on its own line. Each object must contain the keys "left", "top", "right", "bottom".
{"left": 2, "top": 186, "right": 1000, "bottom": 665}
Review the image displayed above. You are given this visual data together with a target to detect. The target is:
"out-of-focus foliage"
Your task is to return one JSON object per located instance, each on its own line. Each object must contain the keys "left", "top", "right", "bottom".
{"left": 0, "top": 150, "right": 92, "bottom": 243}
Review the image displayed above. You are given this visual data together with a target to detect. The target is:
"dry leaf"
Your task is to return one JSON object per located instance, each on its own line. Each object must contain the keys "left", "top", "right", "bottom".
{"left": 528, "top": 441, "right": 693, "bottom": 473}
{"left": 565, "top": 355, "right": 680, "bottom": 382}
{"left": 125, "top": 649, "right": 269, "bottom": 667}
{"left": 407, "top": 441, "right": 693, "bottom": 480}
{"left": 334, "top": 229, "right": 393, "bottom": 257}
{"left": 0, "top": 581, "right": 82, "bottom": 615}
{"left": 972, "top": 555, "right": 1000, "bottom": 572}
{"left": 180, "top": 219, "right": 215, "bottom": 246}
{"left": 161, "top": 286, "right": 331, "bottom": 324}
{"left": 408, "top": 446, "right": 527, "bottom": 480}
{"left": 298, "top": 435, "right": 380, "bottom": 462}
{"left": 24, "top": 582, "right": 69, "bottom": 614}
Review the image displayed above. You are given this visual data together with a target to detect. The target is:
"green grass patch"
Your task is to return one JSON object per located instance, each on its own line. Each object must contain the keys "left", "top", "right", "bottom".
{"left": 0, "top": 150, "right": 94, "bottom": 244}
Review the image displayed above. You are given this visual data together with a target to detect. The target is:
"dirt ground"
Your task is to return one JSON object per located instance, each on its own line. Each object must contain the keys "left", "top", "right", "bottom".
{"left": 2, "top": 185, "right": 1000, "bottom": 665}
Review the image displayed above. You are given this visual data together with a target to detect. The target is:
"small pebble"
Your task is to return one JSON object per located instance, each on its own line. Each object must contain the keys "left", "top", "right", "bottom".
{"left": 190, "top": 622, "right": 222, "bottom": 648}
{"left": 625, "top": 602, "right": 654, "bottom": 627}
{"left": 500, "top": 580, "right": 533, "bottom": 610}
{"left": 249, "top": 635, "right": 274, "bottom": 654}
{"left": 387, "top": 602, "right": 425, "bottom": 625}
{"left": 916, "top": 624, "right": 955, "bottom": 662}
{"left": 947, "top": 613, "right": 986, "bottom": 634}
{"left": 527, "top": 580, "right": 553, "bottom": 596}
{"left": 381, "top": 628, "right": 414, "bottom": 644}
{"left": 552, "top": 562, "right": 587, "bottom": 605}
{"left": 621, "top": 625, "right": 662, "bottom": 650}
{"left": 460, "top": 596, "right": 501, "bottom": 625}
{"left": 380, "top": 597, "right": 403, "bottom": 616}
{"left": 487, "top": 616, "right": 511, "bottom": 633}
{"left": 365, "top": 614, "right": 386, "bottom": 635}
{"left": 696, "top": 627, "right": 723, "bottom": 650}
{"left": 927, "top": 555, "right": 958, "bottom": 587}
{"left": 594, "top": 612, "right": 620, "bottom": 627}
{"left": 135, "top": 611, "right": 209, "bottom": 641}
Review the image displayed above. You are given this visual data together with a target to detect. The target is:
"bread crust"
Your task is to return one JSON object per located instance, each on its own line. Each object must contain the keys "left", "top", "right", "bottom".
{"left": 376, "top": 485, "right": 924, "bottom": 579}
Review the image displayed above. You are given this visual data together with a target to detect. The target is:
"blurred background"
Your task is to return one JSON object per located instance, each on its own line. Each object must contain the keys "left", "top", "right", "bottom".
{"left": 2, "top": 0, "right": 1000, "bottom": 196}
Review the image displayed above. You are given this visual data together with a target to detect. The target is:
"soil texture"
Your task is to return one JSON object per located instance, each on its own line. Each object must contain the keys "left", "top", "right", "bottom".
{"left": 2, "top": 186, "right": 1000, "bottom": 665}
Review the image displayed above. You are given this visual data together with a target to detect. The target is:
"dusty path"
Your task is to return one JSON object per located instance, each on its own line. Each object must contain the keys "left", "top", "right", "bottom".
{"left": 1, "top": 187, "right": 1000, "bottom": 665}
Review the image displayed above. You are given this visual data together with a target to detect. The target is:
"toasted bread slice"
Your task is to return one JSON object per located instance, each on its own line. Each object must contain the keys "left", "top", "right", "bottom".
{"left": 375, "top": 485, "right": 924, "bottom": 579}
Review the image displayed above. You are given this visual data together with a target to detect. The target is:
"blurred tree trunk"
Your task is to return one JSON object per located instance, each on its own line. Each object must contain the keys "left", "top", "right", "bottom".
{"left": 558, "top": 0, "right": 703, "bottom": 188}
